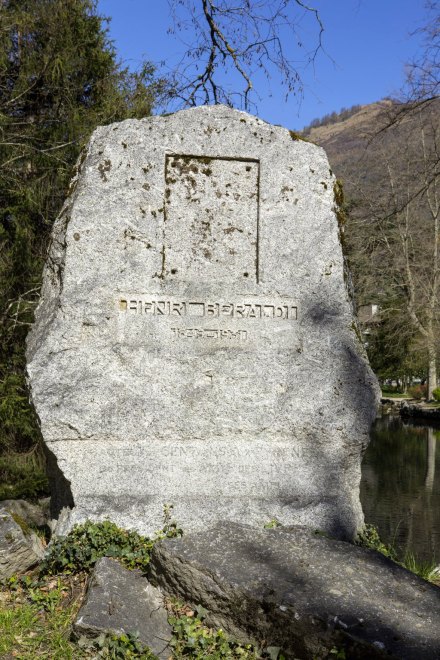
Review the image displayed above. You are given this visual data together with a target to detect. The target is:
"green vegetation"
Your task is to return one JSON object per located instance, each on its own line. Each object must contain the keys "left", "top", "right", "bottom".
{"left": 0, "top": 577, "right": 283, "bottom": 659}
{"left": 355, "top": 524, "right": 440, "bottom": 586}
{"left": 42, "top": 510, "right": 182, "bottom": 575}
{"left": 355, "top": 523, "right": 397, "bottom": 560}
{"left": 380, "top": 391, "right": 409, "bottom": 399}
{"left": 2, "top": 519, "right": 438, "bottom": 658}
{"left": 78, "top": 631, "right": 159, "bottom": 658}
{"left": 432, "top": 387, "right": 440, "bottom": 402}
{"left": 401, "top": 551, "right": 440, "bottom": 584}
{"left": 0, "top": 455, "right": 49, "bottom": 501}
{"left": 0, "top": 573, "right": 86, "bottom": 659}
{"left": 168, "top": 601, "right": 265, "bottom": 659}
{"left": 41, "top": 520, "right": 156, "bottom": 576}
{"left": 0, "top": 518, "right": 286, "bottom": 659}
{"left": 0, "top": 0, "right": 164, "bottom": 458}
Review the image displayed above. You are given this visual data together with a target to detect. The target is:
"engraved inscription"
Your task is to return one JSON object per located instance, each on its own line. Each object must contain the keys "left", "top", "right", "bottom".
{"left": 171, "top": 328, "right": 248, "bottom": 341}
{"left": 119, "top": 297, "right": 297, "bottom": 321}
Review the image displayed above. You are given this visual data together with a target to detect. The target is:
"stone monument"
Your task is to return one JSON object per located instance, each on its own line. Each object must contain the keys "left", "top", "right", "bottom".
{"left": 26, "top": 106, "right": 379, "bottom": 539}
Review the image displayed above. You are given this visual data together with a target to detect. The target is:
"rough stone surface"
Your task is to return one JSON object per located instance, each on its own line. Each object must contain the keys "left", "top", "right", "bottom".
{"left": 74, "top": 557, "right": 172, "bottom": 659}
{"left": 0, "top": 498, "right": 50, "bottom": 529}
{"left": 26, "top": 105, "right": 379, "bottom": 538}
{"left": 0, "top": 510, "right": 45, "bottom": 580}
{"left": 150, "top": 521, "right": 440, "bottom": 660}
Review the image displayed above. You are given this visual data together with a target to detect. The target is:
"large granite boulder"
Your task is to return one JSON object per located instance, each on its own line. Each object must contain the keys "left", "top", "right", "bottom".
{"left": 26, "top": 105, "right": 379, "bottom": 539}
{"left": 149, "top": 522, "right": 440, "bottom": 660}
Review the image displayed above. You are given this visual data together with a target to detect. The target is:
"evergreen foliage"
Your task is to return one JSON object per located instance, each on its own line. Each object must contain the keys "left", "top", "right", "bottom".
{"left": 0, "top": 0, "right": 163, "bottom": 454}
{"left": 302, "top": 104, "right": 362, "bottom": 135}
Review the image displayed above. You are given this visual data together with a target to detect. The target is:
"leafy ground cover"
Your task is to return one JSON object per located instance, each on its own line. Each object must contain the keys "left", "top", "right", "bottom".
{"left": 0, "top": 516, "right": 284, "bottom": 659}
{"left": 1, "top": 519, "right": 439, "bottom": 659}
{"left": 0, "top": 574, "right": 278, "bottom": 659}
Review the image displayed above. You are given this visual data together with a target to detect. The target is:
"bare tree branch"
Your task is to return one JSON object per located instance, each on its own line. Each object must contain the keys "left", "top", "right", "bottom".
{"left": 166, "top": 0, "right": 324, "bottom": 109}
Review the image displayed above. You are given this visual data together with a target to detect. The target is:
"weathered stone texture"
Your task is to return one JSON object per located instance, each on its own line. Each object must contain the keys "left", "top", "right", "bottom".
{"left": 150, "top": 522, "right": 440, "bottom": 660}
{"left": 0, "top": 498, "right": 50, "bottom": 529}
{"left": 26, "top": 105, "right": 379, "bottom": 538}
{"left": 0, "top": 510, "right": 45, "bottom": 580}
{"left": 74, "top": 557, "right": 171, "bottom": 659}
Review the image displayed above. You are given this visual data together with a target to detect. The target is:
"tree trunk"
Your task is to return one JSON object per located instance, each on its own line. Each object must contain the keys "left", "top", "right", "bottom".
{"left": 428, "top": 343, "right": 437, "bottom": 399}
{"left": 425, "top": 428, "right": 436, "bottom": 492}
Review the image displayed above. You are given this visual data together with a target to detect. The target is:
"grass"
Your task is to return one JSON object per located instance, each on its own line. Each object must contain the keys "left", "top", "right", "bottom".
{"left": 0, "top": 574, "right": 87, "bottom": 659}
{"left": 2, "top": 520, "right": 438, "bottom": 658}
{"left": 356, "top": 524, "right": 440, "bottom": 587}
{"left": 402, "top": 551, "right": 440, "bottom": 585}
{"left": 381, "top": 391, "right": 410, "bottom": 398}
{"left": 0, "top": 574, "right": 274, "bottom": 659}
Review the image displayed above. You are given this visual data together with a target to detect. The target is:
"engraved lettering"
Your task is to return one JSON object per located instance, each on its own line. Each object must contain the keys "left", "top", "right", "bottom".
{"left": 220, "top": 303, "right": 234, "bottom": 317}
{"left": 156, "top": 301, "right": 168, "bottom": 315}
{"left": 205, "top": 303, "right": 219, "bottom": 317}
{"left": 235, "top": 304, "right": 246, "bottom": 318}
{"left": 171, "top": 328, "right": 248, "bottom": 341}
{"left": 118, "top": 297, "right": 297, "bottom": 322}
{"left": 144, "top": 301, "right": 154, "bottom": 315}
{"left": 171, "top": 302, "right": 186, "bottom": 316}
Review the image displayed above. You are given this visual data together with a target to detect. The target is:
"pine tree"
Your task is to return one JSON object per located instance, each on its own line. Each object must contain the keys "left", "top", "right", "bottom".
{"left": 0, "top": 0, "right": 163, "bottom": 452}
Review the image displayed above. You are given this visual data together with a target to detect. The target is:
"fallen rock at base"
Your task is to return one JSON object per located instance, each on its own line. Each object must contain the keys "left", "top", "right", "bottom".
{"left": 149, "top": 521, "right": 440, "bottom": 660}
{"left": 74, "top": 557, "right": 172, "bottom": 659}
{"left": 0, "top": 510, "right": 45, "bottom": 580}
{"left": 0, "top": 498, "right": 50, "bottom": 529}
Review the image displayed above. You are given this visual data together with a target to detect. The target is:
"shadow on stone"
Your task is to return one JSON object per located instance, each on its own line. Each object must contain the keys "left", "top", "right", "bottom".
{"left": 44, "top": 444, "right": 74, "bottom": 524}
{"left": 150, "top": 521, "right": 440, "bottom": 660}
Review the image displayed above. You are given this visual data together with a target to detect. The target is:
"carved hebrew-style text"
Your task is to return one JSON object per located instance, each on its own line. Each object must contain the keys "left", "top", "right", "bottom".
{"left": 119, "top": 297, "right": 297, "bottom": 321}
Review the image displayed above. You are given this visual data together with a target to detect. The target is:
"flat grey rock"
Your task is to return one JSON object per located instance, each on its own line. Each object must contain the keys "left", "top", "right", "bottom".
{"left": 26, "top": 105, "right": 379, "bottom": 539}
{"left": 0, "top": 509, "right": 45, "bottom": 580}
{"left": 150, "top": 521, "right": 440, "bottom": 660}
{"left": 74, "top": 557, "right": 171, "bottom": 659}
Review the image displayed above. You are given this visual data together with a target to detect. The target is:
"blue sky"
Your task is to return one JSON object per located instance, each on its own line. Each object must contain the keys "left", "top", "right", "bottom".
{"left": 97, "top": 0, "right": 429, "bottom": 130}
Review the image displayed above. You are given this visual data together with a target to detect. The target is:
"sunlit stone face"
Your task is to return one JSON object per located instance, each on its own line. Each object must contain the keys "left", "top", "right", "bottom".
{"left": 26, "top": 106, "right": 380, "bottom": 540}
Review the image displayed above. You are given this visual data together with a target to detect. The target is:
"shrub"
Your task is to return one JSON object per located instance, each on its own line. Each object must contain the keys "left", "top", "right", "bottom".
{"left": 382, "top": 384, "right": 404, "bottom": 394}
{"left": 355, "top": 524, "right": 397, "bottom": 561}
{"left": 407, "top": 384, "right": 427, "bottom": 400}
{"left": 432, "top": 387, "right": 440, "bottom": 402}
{"left": 168, "top": 603, "right": 264, "bottom": 659}
{"left": 40, "top": 520, "right": 155, "bottom": 575}
{"left": 0, "top": 458, "right": 49, "bottom": 501}
{"left": 41, "top": 507, "right": 182, "bottom": 576}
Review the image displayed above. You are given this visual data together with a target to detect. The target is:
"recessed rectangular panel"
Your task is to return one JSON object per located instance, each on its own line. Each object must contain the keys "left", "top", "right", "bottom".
{"left": 164, "top": 155, "right": 259, "bottom": 283}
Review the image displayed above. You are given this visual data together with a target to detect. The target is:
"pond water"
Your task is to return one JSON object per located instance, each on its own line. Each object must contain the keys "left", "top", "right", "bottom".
{"left": 360, "top": 413, "right": 440, "bottom": 563}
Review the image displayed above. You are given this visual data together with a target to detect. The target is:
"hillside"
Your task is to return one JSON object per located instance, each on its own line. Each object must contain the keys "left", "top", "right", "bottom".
{"left": 304, "top": 98, "right": 440, "bottom": 303}
{"left": 304, "top": 98, "right": 440, "bottom": 380}
{"left": 305, "top": 100, "right": 395, "bottom": 187}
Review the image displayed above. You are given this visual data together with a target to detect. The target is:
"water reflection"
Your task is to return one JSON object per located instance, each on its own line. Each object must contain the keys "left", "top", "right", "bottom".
{"left": 360, "top": 414, "right": 440, "bottom": 563}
